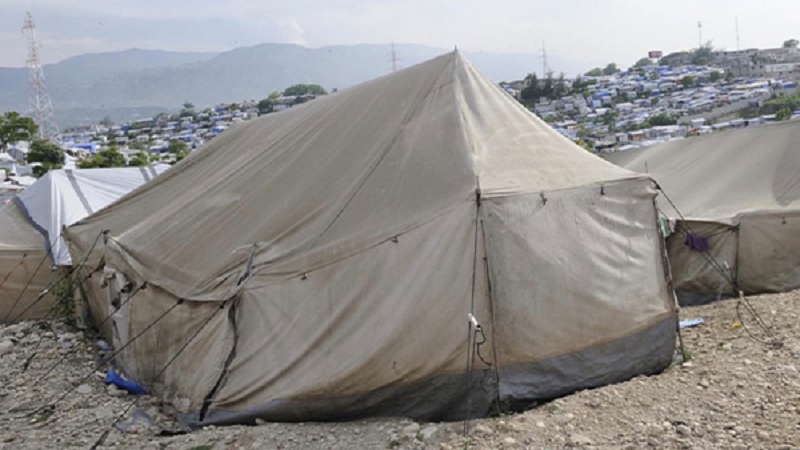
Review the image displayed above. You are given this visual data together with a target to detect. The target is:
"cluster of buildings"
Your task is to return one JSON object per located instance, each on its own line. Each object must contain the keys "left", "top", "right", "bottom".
{"left": 505, "top": 49, "right": 800, "bottom": 152}
{"left": 60, "top": 100, "right": 263, "bottom": 160}
{"left": 1, "top": 95, "right": 322, "bottom": 199}
{"left": 711, "top": 46, "right": 800, "bottom": 79}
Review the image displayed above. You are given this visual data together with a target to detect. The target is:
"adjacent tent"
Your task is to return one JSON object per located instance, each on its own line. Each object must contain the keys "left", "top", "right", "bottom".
{"left": 17, "top": 165, "right": 169, "bottom": 266}
{"left": 0, "top": 165, "right": 169, "bottom": 322}
{"left": 606, "top": 121, "right": 800, "bottom": 298}
{"left": 66, "top": 51, "right": 676, "bottom": 424}
{"left": 0, "top": 202, "right": 56, "bottom": 321}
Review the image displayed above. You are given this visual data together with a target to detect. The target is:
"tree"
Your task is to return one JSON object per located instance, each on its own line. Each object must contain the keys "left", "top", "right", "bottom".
{"left": 603, "top": 63, "right": 620, "bottom": 76}
{"left": 691, "top": 41, "right": 714, "bottom": 66}
{"left": 681, "top": 75, "right": 697, "bottom": 88}
{"left": 283, "top": 84, "right": 327, "bottom": 96}
{"left": 776, "top": 107, "right": 792, "bottom": 121}
{"left": 180, "top": 101, "right": 195, "bottom": 118}
{"left": 520, "top": 73, "right": 540, "bottom": 104}
{"left": 553, "top": 73, "right": 568, "bottom": 99}
{"left": 168, "top": 139, "right": 188, "bottom": 154}
{"left": 647, "top": 113, "right": 677, "bottom": 127}
{"left": 78, "top": 145, "right": 126, "bottom": 168}
{"left": 658, "top": 51, "right": 690, "bottom": 67}
{"left": 708, "top": 70, "right": 722, "bottom": 82}
{"left": 541, "top": 73, "right": 555, "bottom": 100}
{"left": 600, "top": 109, "right": 619, "bottom": 131}
{"left": 0, "top": 111, "right": 38, "bottom": 152}
{"left": 257, "top": 91, "right": 282, "bottom": 115}
{"left": 168, "top": 140, "right": 189, "bottom": 163}
{"left": 128, "top": 151, "right": 150, "bottom": 167}
{"left": 783, "top": 39, "right": 799, "bottom": 49}
{"left": 27, "top": 139, "right": 64, "bottom": 177}
{"left": 585, "top": 67, "right": 604, "bottom": 77}
{"left": 100, "top": 116, "right": 114, "bottom": 127}
{"left": 633, "top": 57, "right": 652, "bottom": 69}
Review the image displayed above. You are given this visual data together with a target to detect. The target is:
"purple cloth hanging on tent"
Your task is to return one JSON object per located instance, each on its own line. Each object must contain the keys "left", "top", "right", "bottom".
{"left": 684, "top": 232, "right": 709, "bottom": 252}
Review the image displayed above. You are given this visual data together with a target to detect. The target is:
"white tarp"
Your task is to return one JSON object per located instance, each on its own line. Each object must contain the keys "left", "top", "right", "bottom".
{"left": 16, "top": 165, "right": 169, "bottom": 265}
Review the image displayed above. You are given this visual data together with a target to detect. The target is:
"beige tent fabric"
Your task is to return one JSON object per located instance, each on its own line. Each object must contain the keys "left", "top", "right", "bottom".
{"left": 606, "top": 121, "right": 800, "bottom": 221}
{"left": 665, "top": 220, "right": 737, "bottom": 296}
{"left": 484, "top": 179, "right": 673, "bottom": 369}
{"left": 211, "top": 202, "right": 491, "bottom": 416}
{"left": 66, "top": 51, "right": 675, "bottom": 423}
{"left": 0, "top": 203, "right": 57, "bottom": 321}
{"left": 67, "top": 51, "right": 644, "bottom": 303}
{"left": 607, "top": 121, "right": 800, "bottom": 295}
{"left": 738, "top": 211, "right": 800, "bottom": 293}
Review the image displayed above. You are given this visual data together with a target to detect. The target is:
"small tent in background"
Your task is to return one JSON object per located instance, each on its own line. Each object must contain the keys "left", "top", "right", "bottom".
{"left": 0, "top": 165, "right": 170, "bottom": 322}
{"left": 66, "top": 51, "right": 676, "bottom": 424}
{"left": 606, "top": 120, "right": 800, "bottom": 302}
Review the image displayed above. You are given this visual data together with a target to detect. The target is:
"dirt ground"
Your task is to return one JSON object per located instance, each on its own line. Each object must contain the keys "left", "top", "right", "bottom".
{"left": 1, "top": 290, "right": 798, "bottom": 449}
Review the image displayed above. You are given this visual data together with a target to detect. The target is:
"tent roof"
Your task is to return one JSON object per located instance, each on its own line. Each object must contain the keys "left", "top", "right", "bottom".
{"left": 17, "top": 164, "right": 170, "bottom": 265}
{"left": 0, "top": 202, "right": 45, "bottom": 252}
{"left": 67, "top": 51, "right": 644, "bottom": 301}
{"left": 606, "top": 121, "right": 800, "bottom": 221}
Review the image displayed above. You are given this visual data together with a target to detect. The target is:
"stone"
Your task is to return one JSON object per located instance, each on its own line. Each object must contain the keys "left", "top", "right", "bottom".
{"left": 473, "top": 424, "right": 492, "bottom": 435}
{"left": 401, "top": 422, "right": 420, "bottom": 438}
{"left": 676, "top": 424, "right": 691, "bottom": 436}
{"left": 756, "top": 430, "right": 770, "bottom": 441}
{"left": 254, "top": 418, "right": 266, "bottom": 425}
{"left": 107, "top": 384, "right": 125, "bottom": 397}
{"left": 0, "top": 340, "right": 13, "bottom": 356}
{"left": 76, "top": 384, "right": 92, "bottom": 395}
{"left": 699, "top": 378, "right": 710, "bottom": 388}
{"left": 555, "top": 413, "right": 575, "bottom": 425}
{"left": 568, "top": 434, "right": 593, "bottom": 446}
{"left": 419, "top": 426, "right": 438, "bottom": 441}
{"left": 502, "top": 436, "right": 516, "bottom": 445}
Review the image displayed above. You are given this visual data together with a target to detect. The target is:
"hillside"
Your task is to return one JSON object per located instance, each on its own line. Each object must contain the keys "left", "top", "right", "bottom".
{"left": 0, "top": 43, "right": 587, "bottom": 126}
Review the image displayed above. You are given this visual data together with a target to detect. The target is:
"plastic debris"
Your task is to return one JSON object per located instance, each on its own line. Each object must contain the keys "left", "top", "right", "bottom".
{"left": 679, "top": 318, "right": 705, "bottom": 329}
{"left": 105, "top": 369, "right": 147, "bottom": 395}
{"left": 115, "top": 408, "right": 158, "bottom": 434}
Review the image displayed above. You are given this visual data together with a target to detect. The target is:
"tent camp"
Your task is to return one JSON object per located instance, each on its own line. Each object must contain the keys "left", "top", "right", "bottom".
{"left": 66, "top": 51, "right": 676, "bottom": 424}
{"left": 0, "top": 165, "right": 169, "bottom": 322}
{"left": 606, "top": 120, "right": 800, "bottom": 299}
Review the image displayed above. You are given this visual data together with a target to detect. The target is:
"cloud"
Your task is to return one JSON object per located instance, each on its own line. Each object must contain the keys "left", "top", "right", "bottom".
{"left": 280, "top": 19, "right": 308, "bottom": 46}
{"left": 1, "top": 0, "right": 800, "bottom": 69}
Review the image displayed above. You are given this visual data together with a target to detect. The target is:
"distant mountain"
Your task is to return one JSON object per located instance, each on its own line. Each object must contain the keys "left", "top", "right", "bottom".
{"left": 0, "top": 44, "right": 589, "bottom": 127}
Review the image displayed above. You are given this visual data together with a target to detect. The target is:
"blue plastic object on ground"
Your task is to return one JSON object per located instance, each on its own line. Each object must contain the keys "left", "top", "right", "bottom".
{"left": 105, "top": 369, "right": 147, "bottom": 395}
{"left": 679, "top": 317, "right": 705, "bottom": 329}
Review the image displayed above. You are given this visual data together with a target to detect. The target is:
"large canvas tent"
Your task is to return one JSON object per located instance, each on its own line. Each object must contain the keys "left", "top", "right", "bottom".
{"left": 0, "top": 165, "right": 168, "bottom": 322}
{"left": 66, "top": 51, "right": 676, "bottom": 424}
{"left": 606, "top": 121, "right": 800, "bottom": 298}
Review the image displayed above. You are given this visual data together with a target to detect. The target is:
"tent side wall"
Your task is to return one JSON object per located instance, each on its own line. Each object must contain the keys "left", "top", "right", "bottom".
{"left": 97, "top": 246, "right": 236, "bottom": 413}
{"left": 0, "top": 203, "right": 58, "bottom": 322}
{"left": 482, "top": 177, "right": 676, "bottom": 402}
{"left": 665, "top": 220, "right": 738, "bottom": 302}
{"left": 0, "top": 249, "right": 57, "bottom": 322}
{"left": 195, "top": 202, "right": 495, "bottom": 424}
{"left": 738, "top": 211, "right": 800, "bottom": 293}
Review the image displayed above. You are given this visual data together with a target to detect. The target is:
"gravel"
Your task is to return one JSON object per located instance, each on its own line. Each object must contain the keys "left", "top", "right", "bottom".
{"left": 0, "top": 290, "right": 798, "bottom": 449}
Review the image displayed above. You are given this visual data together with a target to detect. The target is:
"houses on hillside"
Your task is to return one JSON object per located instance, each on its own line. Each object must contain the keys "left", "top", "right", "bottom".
{"left": 513, "top": 62, "right": 799, "bottom": 152}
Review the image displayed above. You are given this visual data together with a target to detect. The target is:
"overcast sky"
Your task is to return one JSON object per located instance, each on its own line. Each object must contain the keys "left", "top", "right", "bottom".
{"left": 2, "top": 0, "right": 799, "bottom": 71}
